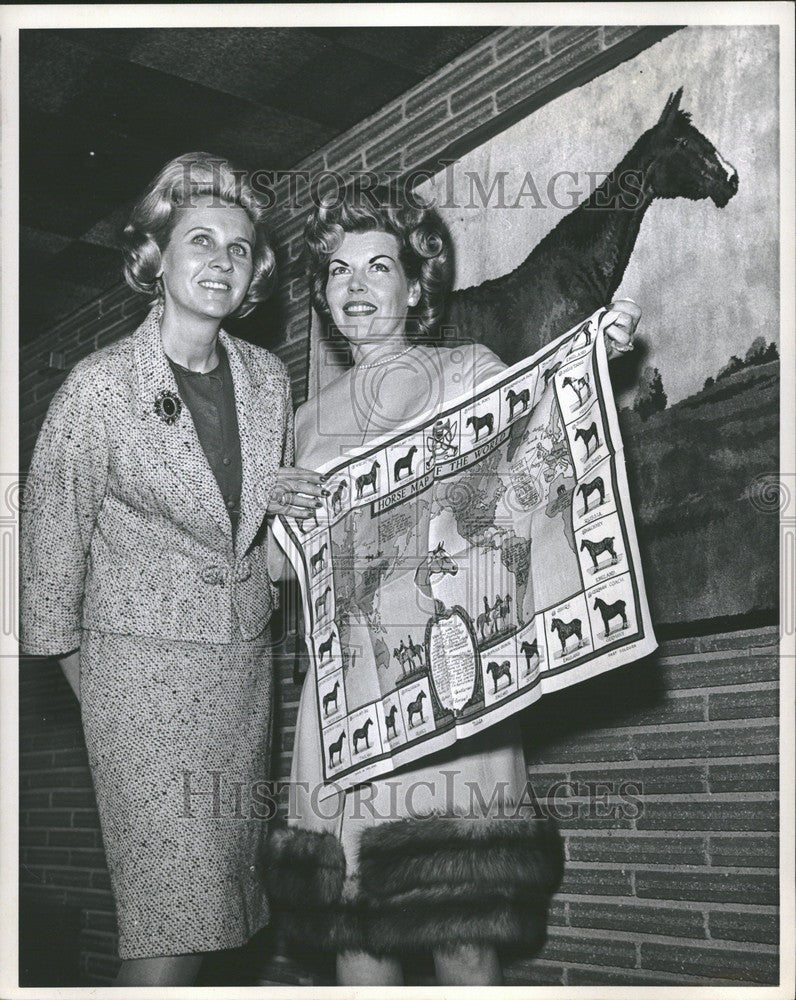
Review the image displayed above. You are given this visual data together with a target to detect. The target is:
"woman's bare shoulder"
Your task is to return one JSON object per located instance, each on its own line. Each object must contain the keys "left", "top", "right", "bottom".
{"left": 294, "top": 371, "right": 350, "bottom": 431}
{"left": 434, "top": 341, "right": 506, "bottom": 387}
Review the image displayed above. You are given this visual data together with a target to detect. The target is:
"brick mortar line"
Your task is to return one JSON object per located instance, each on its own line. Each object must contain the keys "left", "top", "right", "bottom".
{"left": 527, "top": 755, "right": 778, "bottom": 770}
{"left": 557, "top": 894, "right": 779, "bottom": 913}
{"left": 695, "top": 681, "right": 780, "bottom": 695}
{"left": 552, "top": 965, "right": 770, "bottom": 987}
{"left": 532, "top": 718, "right": 778, "bottom": 735}
{"left": 555, "top": 792, "right": 779, "bottom": 802}
{"left": 654, "top": 645, "right": 779, "bottom": 663}
{"left": 564, "top": 831, "right": 778, "bottom": 839}
{"left": 545, "top": 925, "right": 778, "bottom": 951}
{"left": 563, "top": 861, "right": 779, "bottom": 874}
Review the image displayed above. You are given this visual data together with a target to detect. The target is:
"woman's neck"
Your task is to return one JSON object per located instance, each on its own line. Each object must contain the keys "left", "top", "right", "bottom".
{"left": 159, "top": 303, "right": 221, "bottom": 373}
{"left": 351, "top": 332, "right": 412, "bottom": 368}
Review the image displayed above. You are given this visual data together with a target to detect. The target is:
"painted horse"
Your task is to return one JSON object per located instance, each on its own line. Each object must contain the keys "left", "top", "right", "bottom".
{"left": 443, "top": 89, "right": 738, "bottom": 365}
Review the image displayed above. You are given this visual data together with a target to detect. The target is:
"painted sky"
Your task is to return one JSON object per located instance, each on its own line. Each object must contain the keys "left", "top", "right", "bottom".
{"left": 420, "top": 26, "right": 779, "bottom": 406}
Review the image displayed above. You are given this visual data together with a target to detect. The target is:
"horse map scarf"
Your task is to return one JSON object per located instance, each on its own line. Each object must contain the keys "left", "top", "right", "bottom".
{"left": 273, "top": 308, "right": 656, "bottom": 796}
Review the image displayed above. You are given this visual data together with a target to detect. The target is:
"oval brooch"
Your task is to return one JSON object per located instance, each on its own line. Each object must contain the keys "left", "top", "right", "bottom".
{"left": 154, "top": 389, "right": 182, "bottom": 425}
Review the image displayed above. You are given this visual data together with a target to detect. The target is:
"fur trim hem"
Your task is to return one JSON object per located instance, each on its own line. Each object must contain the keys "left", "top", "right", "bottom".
{"left": 261, "top": 826, "right": 350, "bottom": 952}
{"left": 359, "top": 813, "right": 564, "bottom": 900}
{"left": 262, "top": 814, "right": 563, "bottom": 956}
{"left": 356, "top": 813, "right": 563, "bottom": 954}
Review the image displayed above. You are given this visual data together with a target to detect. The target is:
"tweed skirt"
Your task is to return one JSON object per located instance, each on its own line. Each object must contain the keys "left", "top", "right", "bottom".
{"left": 80, "top": 629, "right": 273, "bottom": 960}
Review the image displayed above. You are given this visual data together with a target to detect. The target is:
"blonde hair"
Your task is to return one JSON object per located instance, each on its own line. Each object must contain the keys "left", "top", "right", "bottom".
{"left": 122, "top": 152, "right": 275, "bottom": 318}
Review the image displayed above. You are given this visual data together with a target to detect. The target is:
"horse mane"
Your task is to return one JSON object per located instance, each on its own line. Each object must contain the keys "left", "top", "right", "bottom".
{"left": 661, "top": 107, "right": 693, "bottom": 130}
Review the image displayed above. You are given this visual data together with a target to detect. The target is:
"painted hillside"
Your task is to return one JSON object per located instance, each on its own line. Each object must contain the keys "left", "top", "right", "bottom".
{"left": 617, "top": 360, "right": 779, "bottom": 626}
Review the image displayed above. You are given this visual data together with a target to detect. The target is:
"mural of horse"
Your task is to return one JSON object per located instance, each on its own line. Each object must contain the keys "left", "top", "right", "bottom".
{"left": 443, "top": 89, "right": 738, "bottom": 365}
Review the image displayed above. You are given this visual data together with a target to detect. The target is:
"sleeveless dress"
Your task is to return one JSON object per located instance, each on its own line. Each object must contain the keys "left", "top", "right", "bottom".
{"left": 264, "top": 343, "right": 563, "bottom": 958}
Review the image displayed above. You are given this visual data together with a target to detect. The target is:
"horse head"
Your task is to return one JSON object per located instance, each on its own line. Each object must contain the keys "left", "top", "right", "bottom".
{"left": 643, "top": 87, "right": 738, "bottom": 208}
{"left": 428, "top": 540, "right": 458, "bottom": 577}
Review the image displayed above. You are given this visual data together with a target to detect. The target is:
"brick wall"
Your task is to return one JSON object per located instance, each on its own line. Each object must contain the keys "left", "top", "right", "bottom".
{"left": 21, "top": 626, "right": 780, "bottom": 987}
{"left": 18, "top": 24, "right": 780, "bottom": 988}
{"left": 18, "top": 24, "right": 677, "bottom": 469}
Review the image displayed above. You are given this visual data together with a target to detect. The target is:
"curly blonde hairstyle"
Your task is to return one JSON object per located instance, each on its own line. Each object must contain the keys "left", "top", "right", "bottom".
{"left": 304, "top": 183, "right": 452, "bottom": 342}
{"left": 122, "top": 152, "right": 275, "bottom": 319}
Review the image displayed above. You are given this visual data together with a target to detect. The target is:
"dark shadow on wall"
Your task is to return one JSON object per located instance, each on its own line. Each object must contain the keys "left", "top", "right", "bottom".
{"left": 19, "top": 901, "right": 81, "bottom": 986}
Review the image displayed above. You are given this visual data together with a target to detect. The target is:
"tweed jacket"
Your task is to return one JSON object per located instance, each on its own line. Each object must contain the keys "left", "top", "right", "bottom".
{"left": 20, "top": 305, "right": 293, "bottom": 654}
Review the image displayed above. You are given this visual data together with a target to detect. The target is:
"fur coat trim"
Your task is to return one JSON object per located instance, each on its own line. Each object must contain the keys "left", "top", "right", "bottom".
{"left": 358, "top": 813, "right": 564, "bottom": 902}
{"left": 261, "top": 814, "right": 562, "bottom": 956}
{"left": 261, "top": 827, "right": 348, "bottom": 952}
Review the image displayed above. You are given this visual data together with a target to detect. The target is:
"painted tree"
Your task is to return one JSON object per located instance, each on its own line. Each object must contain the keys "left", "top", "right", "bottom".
{"left": 745, "top": 336, "right": 767, "bottom": 364}
{"left": 762, "top": 341, "right": 779, "bottom": 362}
{"left": 633, "top": 366, "right": 668, "bottom": 421}
{"left": 717, "top": 355, "right": 744, "bottom": 381}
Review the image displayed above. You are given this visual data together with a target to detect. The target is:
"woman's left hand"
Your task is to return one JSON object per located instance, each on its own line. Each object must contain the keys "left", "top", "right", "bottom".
{"left": 267, "top": 466, "right": 326, "bottom": 519}
{"left": 603, "top": 299, "right": 642, "bottom": 359}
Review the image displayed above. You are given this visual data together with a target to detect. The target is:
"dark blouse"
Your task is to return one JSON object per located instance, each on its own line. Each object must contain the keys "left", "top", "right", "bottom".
{"left": 168, "top": 345, "right": 243, "bottom": 537}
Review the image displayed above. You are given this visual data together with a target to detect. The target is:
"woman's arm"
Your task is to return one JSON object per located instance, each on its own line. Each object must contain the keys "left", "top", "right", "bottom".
{"left": 266, "top": 397, "right": 325, "bottom": 581}
{"left": 20, "top": 361, "right": 110, "bottom": 657}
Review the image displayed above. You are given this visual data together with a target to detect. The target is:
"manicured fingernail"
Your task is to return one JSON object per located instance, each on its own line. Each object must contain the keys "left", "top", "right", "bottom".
{"left": 321, "top": 489, "right": 330, "bottom": 497}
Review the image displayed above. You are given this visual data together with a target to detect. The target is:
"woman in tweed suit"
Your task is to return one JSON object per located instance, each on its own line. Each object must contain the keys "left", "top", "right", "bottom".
{"left": 20, "top": 153, "right": 323, "bottom": 986}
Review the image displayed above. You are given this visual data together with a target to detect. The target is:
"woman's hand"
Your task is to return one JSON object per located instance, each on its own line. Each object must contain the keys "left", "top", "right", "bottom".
{"left": 267, "top": 466, "right": 326, "bottom": 519}
{"left": 603, "top": 299, "right": 642, "bottom": 360}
